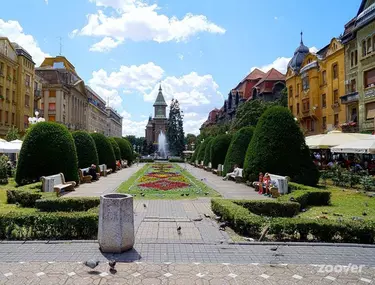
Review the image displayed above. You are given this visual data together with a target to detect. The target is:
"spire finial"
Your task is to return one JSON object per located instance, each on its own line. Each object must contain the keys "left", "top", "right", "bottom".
{"left": 300, "top": 31, "right": 303, "bottom": 45}
{"left": 159, "top": 83, "right": 162, "bottom": 91}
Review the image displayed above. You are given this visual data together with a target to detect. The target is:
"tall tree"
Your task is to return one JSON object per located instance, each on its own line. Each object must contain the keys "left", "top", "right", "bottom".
{"left": 185, "top": 133, "right": 196, "bottom": 150}
{"left": 166, "top": 99, "right": 185, "bottom": 156}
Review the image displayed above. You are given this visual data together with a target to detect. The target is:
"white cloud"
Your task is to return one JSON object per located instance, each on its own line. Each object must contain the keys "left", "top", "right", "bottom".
{"left": 122, "top": 119, "right": 148, "bottom": 137}
{"left": 178, "top": 53, "right": 184, "bottom": 60}
{"left": 89, "top": 36, "right": 124, "bottom": 52}
{"left": 274, "top": 16, "right": 278, "bottom": 20}
{"left": 75, "top": 0, "right": 225, "bottom": 50}
{"left": 44, "top": 0, "right": 48, "bottom": 4}
{"left": 0, "top": 19, "right": 49, "bottom": 66}
{"left": 309, "top": 46, "right": 318, "bottom": 54}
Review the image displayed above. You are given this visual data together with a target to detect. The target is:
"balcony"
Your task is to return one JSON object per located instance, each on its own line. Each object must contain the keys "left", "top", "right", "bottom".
{"left": 340, "top": 121, "right": 359, "bottom": 133}
{"left": 340, "top": 92, "right": 359, "bottom": 104}
{"left": 331, "top": 102, "right": 340, "bottom": 109}
{"left": 364, "top": 86, "right": 375, "bottom": 99}
{"left": 34, "top": 89, "right": 41, "bottom": 98}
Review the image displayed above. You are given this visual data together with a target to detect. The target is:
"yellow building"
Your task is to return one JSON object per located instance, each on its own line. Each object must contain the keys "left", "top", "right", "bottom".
{"left": 286, "top": 35, "right": 346, "bottom": 135}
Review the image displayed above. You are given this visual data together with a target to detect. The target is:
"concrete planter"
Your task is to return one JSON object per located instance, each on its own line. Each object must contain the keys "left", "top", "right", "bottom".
{"left": 98, "top": 193, "right": 134, "bottom": 253}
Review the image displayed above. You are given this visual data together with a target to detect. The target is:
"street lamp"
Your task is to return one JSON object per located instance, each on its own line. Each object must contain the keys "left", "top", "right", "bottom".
{"left": 28, "top": 110, "right": 45, "bottom": 125}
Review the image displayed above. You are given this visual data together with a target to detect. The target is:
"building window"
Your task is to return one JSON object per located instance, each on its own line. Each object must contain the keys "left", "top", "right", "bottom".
{"left": 289, "top": 105, "right": 293, "bottom": 113}
{"left": 296, "top": 83, "right": 300, "bottom": 96}
{"left": 48, "top": 103, "right": 56, "bottom": 110}
{"left": 5, "top": 89, "right": 9, "bottom": 101}
{"left": 12, "top": 91, "right": 15, "bottom": 102}
{"left": 12, "top": 113, "right": 15, "bottom": 124}
{"left": 333, "top": 90, "right": 339, "bottom": 104}
{"left": 367, "top": 37, "right": 372, "bottom": 54}
{"left": 288, "top": 86, "right": 293, "bottom": 97}
{"left": 351, "top": 50, "right": 358, "bottom": 67}
{"left": 49, "top": 90, "right": 56, "bottom": 97}
{"left": 302, "top": 99, "right": 310, "bottom": 112}
{"left": 5, "top": 111, "right": 8, "bottom": 124}
{"left": 0, "top": 110, "right": 2, "bottom": 122}
{"left": 322, "top": 116, "right": 327, "bottom": 129}
{"left": 25, "top": 74, "right": 31, "bottom": 87}
{"left": 48, "top": 115, "right": 55, "bottom": 122}
{"left": 297, "top": 103, "right": 300, "bottom": 114}
{"left": 0, "top": 62, "right": 3, "bottom": 75}
{"left": 0, "top": 86, "right": 3, "bottom": 98}
{"left": 366, "top": 102, "right": 375, "bottom": 120}
{"left": 302, "top": 75, "right": 309, "bottom": 90}
{"left": 333, "top": 64, "right": 338, "bottom": 79}
{"left": 364, "top": 68, "right": 375, "bottom": 88}
{"left": 334, "top": 114, "right": 339, "bottom": 127}
{"left": 373, "top": 35, "right": 375, "bottom": 53}
{"left": 322, "top": 94, "right": 326, "bottom": 108}
{"left": 25, "top": 95, "right": 30, "bottom": 107}
{"left": 355, "top": 50, "right": 358, "bottom": 65}
{"left": 322, "top": 71, "right": 326, "bottom": 85}
{"left": 351, "top": 79, "right": 357, "bottom": 92}
{"left": 351, "top": 107, "right": 358, "bottom": 122}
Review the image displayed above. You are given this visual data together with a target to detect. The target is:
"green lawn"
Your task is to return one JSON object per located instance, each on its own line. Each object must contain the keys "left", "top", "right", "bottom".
{"left": 296, "top": 186, "right": 375, "bottom": 221}
{"left": 117, "top": 163, "right": 220, "bottom": 199}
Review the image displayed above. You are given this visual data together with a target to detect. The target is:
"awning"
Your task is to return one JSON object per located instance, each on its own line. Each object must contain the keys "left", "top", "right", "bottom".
{"left": 331, "top": 138, "right": 375, "bottom": 154}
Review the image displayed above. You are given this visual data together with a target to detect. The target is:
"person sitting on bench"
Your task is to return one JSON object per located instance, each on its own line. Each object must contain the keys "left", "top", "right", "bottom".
{"left": 223, "top": 164, "right": 240, "bottom": 180}
{"left": 88, "top": 164, "right": 98, "bottom": 181}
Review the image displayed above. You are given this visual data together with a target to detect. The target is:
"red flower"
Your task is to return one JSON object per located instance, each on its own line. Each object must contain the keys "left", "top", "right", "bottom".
{"left": 138, "top": 179, "right": 189, "bottom": 190}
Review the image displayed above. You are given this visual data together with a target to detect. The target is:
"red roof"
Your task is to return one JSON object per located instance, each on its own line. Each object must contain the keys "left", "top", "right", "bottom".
{"left": 245, "top": 68, "right": 266, "bottom": 80}
{"left": 253, "top": 68, "right": 285, "bottom": 88}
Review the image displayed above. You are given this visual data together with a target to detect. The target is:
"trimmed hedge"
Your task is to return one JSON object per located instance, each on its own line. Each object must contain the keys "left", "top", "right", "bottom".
{"left": 0, "top": 212, "right": 98, "bottom": 240}
{"left": 243, "top": 106, "right": 319, "bottom": 186}
{"left": 210, "top": 134, "right": 232, "bottom": 169}
{"left": 197, "top": 137, "right": 212, "bottom": 164}
{"left": 234, "top": 200, "right": 300, "bottom": 218}
{"left": 211, "top": 199, "right": 264, "bottom": 238}
{"left": 6, "top": 189, "right": 42, "bottom": 207}
{"left": 140, "top": 158, "right": 154, "bottom": 162}
{"left": 190, "top": 143, "right": 201, "bottom": 163}
{"left": 123, "top": 139, "right": 135, "bottom": 164}
{"left": 223, "top": 127, "right": 254, "bottom": 175}
{"left": 90, "top": 133, "right": 116, "bottom": 172}
{"left": 114, "top": 137, "right": 133, "bottom": 164}
{"left": 169, "top": 158, "right": 185, "bottom": 162}
{"left": 15, "top": 122, "right": 79, "bottom": 185}
{"left": 203, "top": 139, "right": 214, "bottom": 166}
{"left": 35, "top": 197, "right": 100, "bottom": 212}
{"left": 108, "top": 137, "right": 121, "bottom": 161}
{"left": 72, "top": 131, "right": 99, "bottom": 169}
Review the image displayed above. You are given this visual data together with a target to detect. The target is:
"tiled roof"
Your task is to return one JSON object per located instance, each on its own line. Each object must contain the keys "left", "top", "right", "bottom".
{"left": 234, "top": 69, "right": 266, "bottom": 90}
{"left": 254, "top": 68, "right": 285, "bottom": 87}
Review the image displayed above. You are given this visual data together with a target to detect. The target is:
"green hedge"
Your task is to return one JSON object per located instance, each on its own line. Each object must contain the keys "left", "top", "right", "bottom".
{"left": 114, "top": 137, "right": 133, "bottom": 164}
{"left": 203, "top": 139, "right": 214, "bottom": 166}
{"left": 6, "top": 189, "right": 42, "bottom": 207}
{"left": 0, "top": 212, "right": 98, "bottom": 240}
{"left": 211, "top": 199, "right": 264, "bottom": 238}
{"left": 140, "top": 158, "right": 154, "bottom": 162}
{"left": 169, "top": 158, "right": 185, "bottom": 162}
{"left": 223, "top": 127, "right": 254, "bottom": 175}
{"left": 72, "top": 131, "right": 99, "bottom": 169}
{"left": 234, "top": 200, "right": 300, "bottom": 217}
{"left": 124, "top": 139, "right": 135, "bottom": 164}
{"left": 210, "top": 134, "right": 232, "bottom": 169}
{"left": 109, "top": 137, "right": 121, "bottom": 161}
{"left": 190, "top": 143, "right": 201, "bottom": 163}
{"left": 35, "top": 197, "right": 100, "bottom": 212}
{"left": 197, "top": 137, "right": 213, "bottom": 164}
{"left": 90, "top": 133, "right": 117, "bottom": 172}
{"left": 15, "top": 122, "right": 79, "bottom": 185}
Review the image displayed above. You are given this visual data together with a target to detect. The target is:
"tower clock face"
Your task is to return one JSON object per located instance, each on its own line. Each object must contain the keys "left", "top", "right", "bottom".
{"left": 157, "top": 108, "right": 163, "bottom": 116}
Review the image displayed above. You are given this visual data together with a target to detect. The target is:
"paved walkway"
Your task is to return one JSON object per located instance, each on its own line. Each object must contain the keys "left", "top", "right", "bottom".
{"left": 65, "top": 164, "right": 144, "bottom": 197}
{"left": 181, "top": 163, "right": 267, "bottom": 200}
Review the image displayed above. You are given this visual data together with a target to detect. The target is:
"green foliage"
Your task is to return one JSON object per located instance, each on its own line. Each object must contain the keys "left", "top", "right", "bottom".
{"left": 90, "top": 133, "right": 116, "bottom": 172}
{"left": 168, "top": 158, "right": 185, "bottom": 163}
{"left": 203, "top": 138, "right": 214, "bottom": 166}
{"left": 360, "top": 176, "right": 375, "bottom": 191}
{"left": 190, "top": 143, "right": 201, "bottom": 163}
{"left": 140, "top": 158, "right": 155, "bottom": 162}
{"left": 210, "top": 134, "right": 232, "bottom": 169}
{"left": 0, "top": 155, "right": 8, "bottom": 183}
{"left": 234, "top": 200, "right": 300, "bottom": 217}
{"left": 124, "top": 139, "right": 135, "bottom": 164}
{"left": 200, "top": 123, "right": 230, "bottom": 138}
{"left": 0, "top": 212, "right": 98, "bottom": 240}
{"left": 15, "top": 122, "right": 79, "bottom": 185}
{"left": 5, "top": 126, "right": 20, "bottom": 141}
{"left": 72, "top": 131, "right": 99, "bottom": 169}
{"left": 114, "top": 137, "right": 133, "bottom": 163}
{"left": 35, "top": 197, "right": 100, "bottom": 212}
{"left": 196, "top": 137, "right": 212, "bottom": 163}
{"left": 108, "top": 137, "right": 121, "bottom": 160}
{"left": 211, "top": 199, "right": 264, "bottom": 238}
{"left": 243, "top": 106, "right": 319, "bottom": 186}
{"left": 167, "top": 99, "right": 185, "bottom": 156}
{"left": 6, "top": 189, "right": 42, "bottom": 207}
{"left": 223, "top": 127, "right": 254, "bottom": 175}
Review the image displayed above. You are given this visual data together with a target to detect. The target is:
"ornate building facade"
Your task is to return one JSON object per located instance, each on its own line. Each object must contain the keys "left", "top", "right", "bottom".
{"left": 145, "top": 85, "right": 168, "bottom": 145}
{"left": 86, "top": 85, "right": 107, "bottom": 134}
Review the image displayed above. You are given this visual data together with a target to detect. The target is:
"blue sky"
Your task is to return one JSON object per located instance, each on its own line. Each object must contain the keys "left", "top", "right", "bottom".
{"left": 0, "top": 0, "right": 361, "bottom": 136}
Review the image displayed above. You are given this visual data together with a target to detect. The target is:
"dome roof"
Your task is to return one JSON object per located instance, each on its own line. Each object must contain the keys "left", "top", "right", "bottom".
{"left": 288, "top": 32, "right": 310, "bottom": 72}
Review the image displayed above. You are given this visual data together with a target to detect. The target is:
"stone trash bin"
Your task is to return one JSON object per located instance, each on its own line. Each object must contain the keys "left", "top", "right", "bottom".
{"left": 98, "top": 193, "right": 135, "bottom": 253}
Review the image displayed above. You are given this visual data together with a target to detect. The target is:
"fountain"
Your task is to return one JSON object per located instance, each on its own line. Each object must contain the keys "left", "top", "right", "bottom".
{"left": 157, "top": 131, "right": 168, "bottom": 159}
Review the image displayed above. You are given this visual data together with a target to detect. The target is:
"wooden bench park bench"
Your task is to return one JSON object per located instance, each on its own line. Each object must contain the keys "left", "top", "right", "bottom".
{"left": 268, "top": 173, "right": 289, "bottom": 197}
{"left": 99, "top": 164, "right": 112, "bottom": 177}
{"left": 78, "top": 167, "right": 93, "bottom": 184}
{"left": 212, "top": 164, "right": 223, "bottom": 176}
{"left": 228, "top": 168, "right": 244, "bottom": 183}
{"left": 41, "top": 173, "right": 76, "bottom": 196}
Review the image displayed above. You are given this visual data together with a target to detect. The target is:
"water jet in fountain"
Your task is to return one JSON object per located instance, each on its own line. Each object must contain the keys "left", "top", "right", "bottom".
{"left": 157, "top": 132, "right": 168, "bottom": 159}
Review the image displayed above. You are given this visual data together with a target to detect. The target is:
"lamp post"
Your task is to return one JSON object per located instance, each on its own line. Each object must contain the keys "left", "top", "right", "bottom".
{"left": 191, "top": 143, "right": 195, "bottom": 150}
{"left": 28, "top": 110, "right": 45, "bottom": 125}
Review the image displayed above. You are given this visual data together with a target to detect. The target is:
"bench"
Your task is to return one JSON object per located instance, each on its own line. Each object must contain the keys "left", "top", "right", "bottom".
{"left": 122, "top": 160, "right": 128, "bottom": 168}
{"left": 99, "top": 164, "right": 112, "bottom": 177}
{"left": 41, "top": 173, "right": 76, "bottom": 196}
{"left": 212, "top": 164, "right": 223, "bottom": 176}
{"left": 268, "top": 173, "right": 289, "bottom": 196}
{"left": 228, "top": 168, "right": 243, "bottom": 183}
{"left": 78, "top": 167, "right": 92, "bottom": 184}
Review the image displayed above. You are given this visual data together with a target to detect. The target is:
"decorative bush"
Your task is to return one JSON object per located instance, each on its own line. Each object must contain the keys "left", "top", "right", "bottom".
{"left": 35, "top": 197, "right": 100, "bottom": 212}
{"left": 223, "top": 127, "right": 254, "bottom": 175}
{"left": 90, "top": 133, "right": 116, "bottom": 172}
{"left": 72, "top": 131, "right": 99, "bottom": 169}
{"left": 6, "top": 189, "right": 42, "bottom": 207}
{"left": 210, "top": 134, "right": 232, "bottom": 169}
{"left": 114, "top": 137, "right": 133, "bottom": 164}
{"left": 197, "top": 137, "right": 212, "bottom": 163}
{"left": 234, "top": 200, "right": 300, "bottom": 217}
{"left": 108, "top": 137, "right": 121, "bottom": 161}
{"left": 140, "top": 158, "right": 154, "bottom": 163}
{"left": 0, "top": 212, "right": 98, "bottom": 240}
{"left": 203, "top": 138, "right": 214, "bottom": 166}
{"left": 190, "top": 143, "right": 201, "bottom": 163}
{"left": 15, "top": 122, "right": 79, "bottom": 185}
{"left": 243, "top": 106, "right": 319, "bottom": 186}
{"left": 0, "top": 155, "right": 8, "bottom": 184}
{"left": 123, "top": 139, "right": 135, "bottom": 164}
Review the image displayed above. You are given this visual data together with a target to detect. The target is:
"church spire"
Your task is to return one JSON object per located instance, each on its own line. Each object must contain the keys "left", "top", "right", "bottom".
{"left": 153, "top": 84, "right": 167, "bottom": 107}
{"left": 300, "top": 31, "right": 304, "bottom": 45}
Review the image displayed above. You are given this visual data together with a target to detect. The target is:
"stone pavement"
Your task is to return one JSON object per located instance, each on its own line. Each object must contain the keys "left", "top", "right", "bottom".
{"left": 65, "top": 164, "right": 144, "bottom": 197}
{"left": 180, "top": 163, "right": 267, "bottom": 200}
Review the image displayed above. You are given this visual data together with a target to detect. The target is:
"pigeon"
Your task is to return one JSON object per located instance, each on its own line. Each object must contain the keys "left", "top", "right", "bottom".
{"left": 219, "top": 222, "right": 227, "bottom": 231}
{"left": 181, "top": 193, "right": 185, "bottom": 196}
{"left": 141, "top": 193, "right": 145, "bottom": 197}
{"left": 270, "top": 246, "right": 279, "bottom": 251}
{"left": 109, "top": 260, "right": 116, "bottom": 269}
{"left": 204, "top": 213, "right": 210, "bottom": 218}
{"left": 143, "top": 203, "right": 147, "bottom": 208}
{"left": 363, "top": 212, "right": 367, "bottom": 216}
{"left": 177, "top": 226, "right": 182, "bottom": 234}
{"left": 84, "top": 260, "right": 100, "bottom": 269}
{"left": 185, "top": 193, "right": 190, "bottom": 196}
{"left": 204, "top": 192, "right": 209, "bottom": 196}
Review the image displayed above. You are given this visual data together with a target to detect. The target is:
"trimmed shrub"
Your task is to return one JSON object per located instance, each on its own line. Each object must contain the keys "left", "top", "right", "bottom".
{"left": 123, "top": 139, "right": 135, "bottom": 164}
{"left": 35, "top": 197, "right": 100, "bottom": 212}
{"left": 197, "top": 137, "right": 212, "bottom": 164}
{"left": 6, "top": 189, "right": 42, "bottom": 207}
{"left": 243, "top": 106, "right": 319, "bottom": 186}
{"left": 223, "top": 127, "right": 254, "bottom": 175}
{"left": 90, "top": 133, "right": 116, "bottom": 172}
{"left": 72, "top": 131, "right": 99, "bottom": 169}
{"left": 15, "top": 122, "right": 79, "bottom": 185}
{"left": 203, "top": 138, "right": 214, "bottom": 166}
{"left": 114, "top": 137, "right": 133, "bottom": 163}
{"left": 234, "top": 200, "right": 300, "bottom": 217}
{"left": 0, "top": 212, "right": 98, "bottom": 240}
{"left": 210, "top": 134, "right": 232, "bottom": 169}
{"left": 0, "top": 155, "right": 8, "bottom": 184}
{"left": 169, "top": 158, "right": 185, "bottom": 162}
{"left": 108, "top": 137, "right": 121, "bottom": 160}
{"left": 190, "top": 143, "right": 201, "bottom": 163}
{"left": 211, "top": 199, "right": 265, "bottom": 238}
